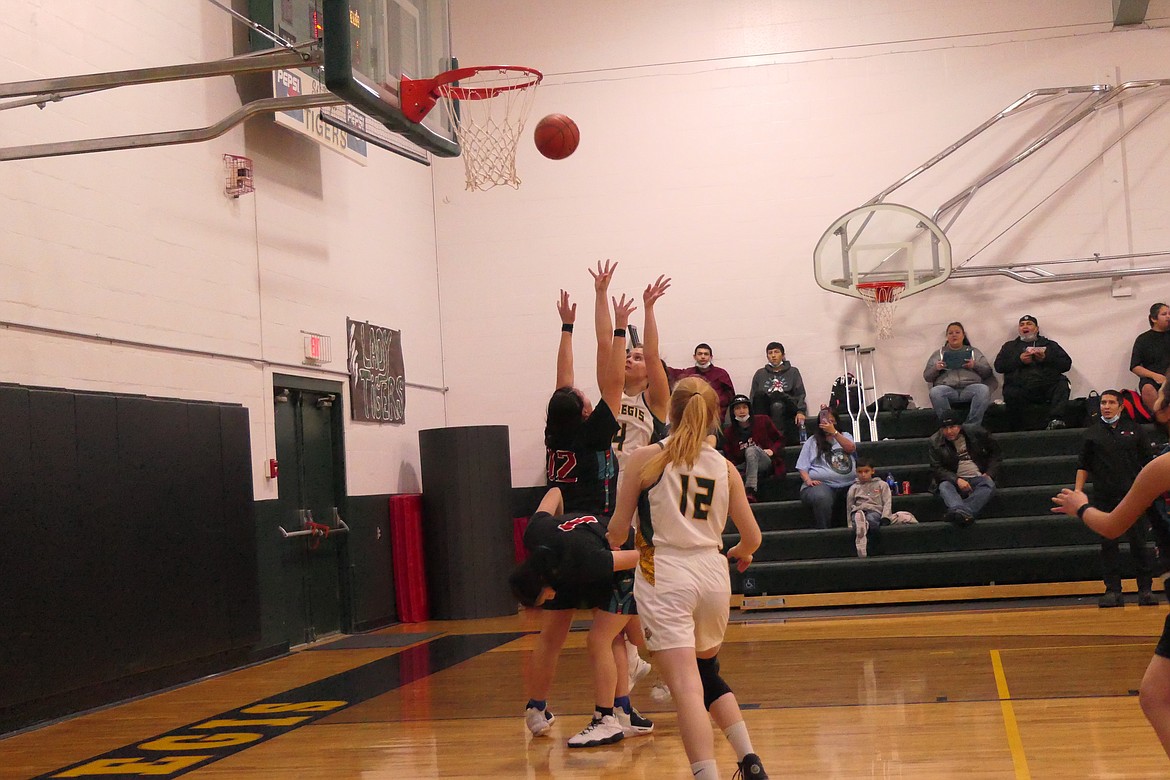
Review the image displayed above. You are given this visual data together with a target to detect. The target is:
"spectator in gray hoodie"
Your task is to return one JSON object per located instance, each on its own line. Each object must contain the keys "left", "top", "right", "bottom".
{"left": 923, "top": 322, "right": 995, "bottom": 427}
{"left": 750, "top": 341, "right": 807, "bottom": 442}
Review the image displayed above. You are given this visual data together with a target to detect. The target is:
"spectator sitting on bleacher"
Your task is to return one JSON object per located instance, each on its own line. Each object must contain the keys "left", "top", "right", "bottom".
{"left": 667, "top": 343, "right": 735, "bottom": 423}
{"left": 923, "top": 321, "right": 995, "bottom": 427}
{"left": 723, "top": 394, "right": 785, "bottom": 504}
{"left": 928, "top": 414, "right": 1002, "bottom": 527}
{"left": 1130, "top": 302, "right": 1170, "bottom": 411}
{"left": 796, "top": 407, "right": 857, "bottom": 529}
{"left": 845, "top": 459, "right": 890, "bottom": 558}
{"left": 993, "top": 314, "right": 1073, "bottom": 431}
{"left": 749, "top": 341, "right": 807, "bottom": 442}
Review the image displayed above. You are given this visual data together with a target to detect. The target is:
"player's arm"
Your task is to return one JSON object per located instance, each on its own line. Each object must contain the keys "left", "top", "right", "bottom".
{"left": 556, "top": 290, "right": 575, "bottom": 389}
{"left": 607, "top": 445, "right": 654, "bottom": 549}
{"left": 1073, "top": 468, "right": 1088, "bottom": 493}
{"left": 536, "top": 487, "right": 564, "bottom": 516}
{"left": 642, "top": 275, "right": 671, "bottom": 419}
{"left": 611, "top": 550, "right": 639, "bottom": 571}
{"left": 601, "top": 294, "right": 636, "bottom": 414}
{"left": 589, "top": 260, "right": 617, "bottom": 387}
{"left": 1053, "top": 452, "right": 1170, "bottom": 538}
{"left": 725, "top": 462, "right": 762, "bottom": 573}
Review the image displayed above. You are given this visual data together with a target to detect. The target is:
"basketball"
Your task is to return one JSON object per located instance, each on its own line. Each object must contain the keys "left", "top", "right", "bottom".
{"left": 533, "top": 114, "right": 580, "bottom": 160}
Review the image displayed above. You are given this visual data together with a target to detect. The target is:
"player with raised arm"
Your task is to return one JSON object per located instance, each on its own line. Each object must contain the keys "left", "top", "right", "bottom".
{"left": 606, "top": 377, "right": 769, "bottom": 780}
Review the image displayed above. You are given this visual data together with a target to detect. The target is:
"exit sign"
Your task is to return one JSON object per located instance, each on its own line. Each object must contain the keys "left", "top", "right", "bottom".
{"left": 302, "top": 332, "right": 331, "bottom": 365}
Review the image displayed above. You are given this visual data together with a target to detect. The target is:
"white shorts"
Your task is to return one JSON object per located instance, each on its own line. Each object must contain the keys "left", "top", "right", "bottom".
{"left": 634, "top": 546, "right": 730, "bottom": 653}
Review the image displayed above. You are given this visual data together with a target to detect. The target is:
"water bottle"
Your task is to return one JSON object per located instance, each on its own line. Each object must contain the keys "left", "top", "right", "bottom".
{"left": 886, "top": 473, "right": 899, "bottom": 495}
{"left": 798, "top": 424, "right": 808, "bottom": 444}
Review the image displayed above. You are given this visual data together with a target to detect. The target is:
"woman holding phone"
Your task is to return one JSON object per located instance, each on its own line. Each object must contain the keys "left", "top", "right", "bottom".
{"left": 923, "top": 321, "right": 995, "bottom": 427}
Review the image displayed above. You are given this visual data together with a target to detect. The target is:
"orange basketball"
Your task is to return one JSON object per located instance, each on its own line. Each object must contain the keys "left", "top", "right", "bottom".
{"left": 533, "top": 114, "right": 580, "bottom": 160}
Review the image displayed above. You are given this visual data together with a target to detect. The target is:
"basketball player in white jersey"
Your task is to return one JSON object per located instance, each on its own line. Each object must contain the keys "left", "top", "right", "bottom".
{"left": 590, "top": 264, "right": 672, "bottom": 695}
{"left": 607, "top": 377, "right": 769, "bottom": 780}
{"left": 589, "top": 266, "right": 672, "bottom": 474}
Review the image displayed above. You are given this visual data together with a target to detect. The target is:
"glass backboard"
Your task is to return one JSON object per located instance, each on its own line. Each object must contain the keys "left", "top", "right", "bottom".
{"left": 322, "top": 0, "right": 459, "bottom": 157}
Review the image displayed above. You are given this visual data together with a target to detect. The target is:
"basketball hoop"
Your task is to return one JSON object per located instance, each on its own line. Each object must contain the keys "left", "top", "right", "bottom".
{"left": 401, "top": 65, "right": 543, "bottom": 191}
{"left": 856, "top": 281, "right": 905, "bottom": 339}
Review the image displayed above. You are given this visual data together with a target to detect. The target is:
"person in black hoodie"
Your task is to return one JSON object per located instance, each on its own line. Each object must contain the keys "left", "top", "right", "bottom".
{"left": 749, "top": 341, "right": 807, "bottom": 442}
{"left": 928, "top": 414, "right": 1002, "bottom": 526}
{"left": 993, "top": 314, "right": 1073, "bottom": 431}
{"left": 1074, "top": 389, "right": 1158, "bottom": 608}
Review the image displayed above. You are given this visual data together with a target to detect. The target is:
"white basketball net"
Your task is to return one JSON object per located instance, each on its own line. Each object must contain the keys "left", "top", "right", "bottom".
{"left": 438, "top": 69, "right": 540, "bottom": 191}
{"left": 857, "top": 283, "right": 904, "bottom": 340}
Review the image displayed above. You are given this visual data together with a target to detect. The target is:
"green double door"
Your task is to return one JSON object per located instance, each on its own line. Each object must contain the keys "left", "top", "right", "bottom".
{"left": 273, "top": 379, "right": 349, "bottom": 646}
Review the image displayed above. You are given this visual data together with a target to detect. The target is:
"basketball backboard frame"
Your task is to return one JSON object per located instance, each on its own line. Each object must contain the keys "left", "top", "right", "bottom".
{"left": 812, "top": 202, "right": 953, "bottom": 300}
{"left": 321, "top": 0, "right": 460, "bottom": 157}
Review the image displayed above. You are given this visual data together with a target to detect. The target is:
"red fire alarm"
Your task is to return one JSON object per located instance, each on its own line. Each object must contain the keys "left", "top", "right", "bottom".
{"left": 267, "top": 458, "right": 279, "bottom": 479}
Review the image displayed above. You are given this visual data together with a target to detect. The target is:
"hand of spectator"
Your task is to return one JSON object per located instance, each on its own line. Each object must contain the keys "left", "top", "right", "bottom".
{"left": 643, "top": 275, "right": 671, "bottom": 307}
{"left": 935, "top": 360, "right": 946, "bottom": 371}
{"left": 764, "top": 449, "right": 774, "bottom": 457}
{"left": 820, "top": 420, "right": 837, "bottom": 435}
{"left": 612, "top": 294, "right": 637, "bottom": 329}
{"left": 795, "top": 412, "right": 806, "bottom": 426}
{"left": 726, "top": 544, "right": 753, "bottom": 573}
{"left": 805, "top": 479, "right": 821, "bottom": 487}
{"left": 1156, "top": 373, "right": 1167, "bottom": 385}
{"left": 589, "top": 259, "right": 617, "bottom": 293}
{"left": 1051, "top": 487, "right": 1089, "bottom": 517}
{"left": 1020, "top": 351, "right": 1034, "bottom": 364}
{"left": 963, "top": 358, "right": 975, "bottom": 369}
{"left": 557, "top": 289, "right": 576, "bottom": 325}
{"left": 956, "top": 477, "right": 971, "bottom": 494}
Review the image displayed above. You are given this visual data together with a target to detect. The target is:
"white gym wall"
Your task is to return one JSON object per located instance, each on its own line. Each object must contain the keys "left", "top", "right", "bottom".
{"left": 439, "top": 0, "right": 1170, "bottom": 486}
{"left": 0, "top": 2, "right": 446, "bottom": 498}
{"left": 3, "top": 2, "right": 1170, "bottom": 497}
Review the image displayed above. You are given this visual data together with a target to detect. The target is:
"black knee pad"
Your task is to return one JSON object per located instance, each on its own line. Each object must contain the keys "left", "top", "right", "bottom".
{"left": 697, "top": 655, "right": 732, "bottom": 710}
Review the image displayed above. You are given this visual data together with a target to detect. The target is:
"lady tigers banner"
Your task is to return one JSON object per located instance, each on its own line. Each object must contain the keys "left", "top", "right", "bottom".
{"left": 347, "top": 318, "right": 405, "bottom": 423}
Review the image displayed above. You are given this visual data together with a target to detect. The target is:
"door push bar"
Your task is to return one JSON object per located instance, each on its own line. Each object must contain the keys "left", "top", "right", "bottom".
{"left": 279, "top": 508, "right": 350, "bottom": 544}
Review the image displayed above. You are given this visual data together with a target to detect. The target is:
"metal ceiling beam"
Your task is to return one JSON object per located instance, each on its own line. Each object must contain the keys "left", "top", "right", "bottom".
{"left": 1113, "top": 0, "right": 1150, "bottom": 26}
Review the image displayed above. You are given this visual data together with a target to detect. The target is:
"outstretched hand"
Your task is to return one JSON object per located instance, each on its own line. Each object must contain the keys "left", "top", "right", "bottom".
{"left": 589, "top": 259, "right": 618, "bottom": 293}
{"left": 1051, "top": 487, "right": 1088, "bottom": 517}
{"left": 612, "top": 294, "right": 638, "bottom": 328}
{"left": 643, "top": 275, "right": 672, "bottom": 307}
{"left": 557, "top": 289, "right": 576, "bottom": 325}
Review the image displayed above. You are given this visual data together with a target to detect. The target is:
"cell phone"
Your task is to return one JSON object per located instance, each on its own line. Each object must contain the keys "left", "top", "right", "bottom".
{"left": 818, "top": 407, "right": 832, "bottom": 426}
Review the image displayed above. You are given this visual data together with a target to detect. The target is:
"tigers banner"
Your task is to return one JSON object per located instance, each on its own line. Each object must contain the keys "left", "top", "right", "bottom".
{"left": 346, "top": 318, "right": 405, "bottom": 424}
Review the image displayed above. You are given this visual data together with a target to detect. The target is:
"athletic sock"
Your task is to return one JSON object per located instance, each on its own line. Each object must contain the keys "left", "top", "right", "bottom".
{"left": 690, "top": 759, "right": 718, "bottom": 778}
{"left": 596, "top": 706, "right": 614, "bottom": 718}
{"left": 614, "top": 695, "right": 631, "bottom": 714}
{"left": 526, "top": 699, "right": 546, "bottom": 711}
{"left": 723, "top": 719, "right": 754, "bottom": 761}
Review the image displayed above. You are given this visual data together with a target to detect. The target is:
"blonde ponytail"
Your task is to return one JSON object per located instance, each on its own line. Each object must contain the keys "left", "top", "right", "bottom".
{"left": 641, "top": 377, "right": 718, "bottom": 483}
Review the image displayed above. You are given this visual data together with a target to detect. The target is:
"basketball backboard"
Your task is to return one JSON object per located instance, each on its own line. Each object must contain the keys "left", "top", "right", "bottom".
{"left": 248, "top": 0, "right": 455, "bottom": 160}
{"left": 321, "top": 0, "right": 459, "bottom": 157}
{"left": 812, "top": 203, "right": 952, "bottom": 300}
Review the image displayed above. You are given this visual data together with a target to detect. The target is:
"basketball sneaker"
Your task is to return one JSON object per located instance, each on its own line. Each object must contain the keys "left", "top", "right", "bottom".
{"left": 525, "top": 705, "right": 555, "bottom": 737}
{"left": 649, "top": 679, "right": 672, "bottom": 702}
{"left": 567, "top": 712, "right": 624, "bottom": 748}
{"left": 616, "top": 705, "right": 654, "bottom": 736}
{"left": 627, "top": 641, "right": 651, "bottom": 690}
{"left": 734, "top": 752, "right": 769, "bottom": 779}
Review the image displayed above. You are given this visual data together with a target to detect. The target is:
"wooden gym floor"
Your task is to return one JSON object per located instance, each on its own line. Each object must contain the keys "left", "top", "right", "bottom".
{"left": 4, "top": 600, "right": 1169, "bottom": 779}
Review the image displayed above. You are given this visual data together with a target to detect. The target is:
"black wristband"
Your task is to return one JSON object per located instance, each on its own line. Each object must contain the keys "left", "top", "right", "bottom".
{"left": 561, "top": 323, "right": 573, "bottom": 333}
{"left": 1076, "top": 503, "right": 1091, "bottom": 519}
{"left": 613, "top": 328, "right": 626, "bottom": 338}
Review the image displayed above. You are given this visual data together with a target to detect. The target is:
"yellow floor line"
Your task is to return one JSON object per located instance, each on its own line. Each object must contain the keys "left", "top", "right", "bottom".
{"left": 991, "top": 649, "right": 1031, "bottom": 779}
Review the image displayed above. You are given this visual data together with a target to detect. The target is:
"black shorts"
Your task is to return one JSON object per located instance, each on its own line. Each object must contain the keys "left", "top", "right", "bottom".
{"left": 542, "top": 570, "right": 638, "bottom": 615}
{"left": 1156, "top": 610, "right": 1170, "bottom": 660}
{"left": 1139, "top": 376, "right": 1161, "bottom": 393}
